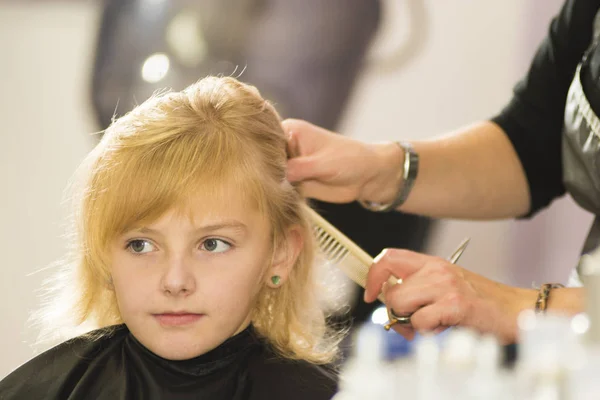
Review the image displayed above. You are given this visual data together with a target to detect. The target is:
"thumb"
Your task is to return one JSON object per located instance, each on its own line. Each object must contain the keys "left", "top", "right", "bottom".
{"left": 364, "top": 249, "right": 425, "bottom": 303}
{"left": 392, "top": 324, "right": 416, "bottom": 341}
{"left": 286, "top": 156, "right": 321, "bottom": 183}
{"left": 283, "top": 119, "right": 317, "bottom": 157}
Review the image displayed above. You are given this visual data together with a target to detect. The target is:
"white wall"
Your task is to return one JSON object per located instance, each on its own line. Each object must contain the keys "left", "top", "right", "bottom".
{"left": 0, "top": 3, "right": 99, "bottom": 379}
{"left": 0, "top": 0, "right": 591, "bottom": 379}
{"left": 341, "top": 0, "right": 530, "bottom": 283}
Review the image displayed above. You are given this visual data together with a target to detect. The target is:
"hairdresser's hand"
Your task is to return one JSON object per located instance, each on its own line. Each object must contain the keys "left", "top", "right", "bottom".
{"left": 283, "top": 119, "right": 403, "bottom": 205}
{"left": 364, "top": 249, "right": 537, "bottom": 343}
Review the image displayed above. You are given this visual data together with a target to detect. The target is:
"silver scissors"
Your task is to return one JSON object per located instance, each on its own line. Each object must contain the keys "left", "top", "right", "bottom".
{"left": 383, "top": 237, "right": 470, "bottom": 331}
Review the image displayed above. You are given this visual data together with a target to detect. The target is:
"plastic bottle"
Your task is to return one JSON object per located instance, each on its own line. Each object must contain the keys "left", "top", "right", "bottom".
{"left": 414, "top": 333, "right": 441, "bottom": 400}
{"left": 466, "top": 334, "right": 506, "bottom": 399}
{"left": 332, "top": 324, "right": 395, "bottom": 400}
{"left": 438, "top": 328, "right": 478, "bottom": 399}
{"left": 517, "top": 310, "right": 575, "bottom": 400}
{"left": 564, "top": 248, "right": 600, "bottom": 399}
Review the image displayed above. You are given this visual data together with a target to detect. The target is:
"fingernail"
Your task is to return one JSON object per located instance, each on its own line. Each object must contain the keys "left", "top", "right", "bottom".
{"left": 373, "top": 248, "right": 388, "bottom": 264}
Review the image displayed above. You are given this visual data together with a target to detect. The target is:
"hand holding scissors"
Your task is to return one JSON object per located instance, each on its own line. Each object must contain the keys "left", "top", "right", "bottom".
{"left": 383, "top": 238, "right": 470, "bottom": 330}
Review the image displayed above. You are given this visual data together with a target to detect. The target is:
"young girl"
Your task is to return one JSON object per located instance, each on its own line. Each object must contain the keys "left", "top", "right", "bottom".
{"left": 0, "top": 77, "right": 342, "bottom": 399}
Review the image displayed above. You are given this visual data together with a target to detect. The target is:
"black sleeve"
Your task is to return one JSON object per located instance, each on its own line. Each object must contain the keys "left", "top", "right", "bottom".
{"left": 491, "top": 0, "right": 599, "bottom": 217}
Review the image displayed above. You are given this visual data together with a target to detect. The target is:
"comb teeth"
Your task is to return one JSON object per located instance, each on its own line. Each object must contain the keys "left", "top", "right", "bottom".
{"left": 306, "top": 205, "right": 389, "bottom": 303}
{"left": 313, "top": 225, "right": 350, "bottom": 265}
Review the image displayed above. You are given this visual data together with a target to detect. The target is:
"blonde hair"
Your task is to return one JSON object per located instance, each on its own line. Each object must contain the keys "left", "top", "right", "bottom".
{"left": 34, "top": 77, "right": 342, "bottom": 364}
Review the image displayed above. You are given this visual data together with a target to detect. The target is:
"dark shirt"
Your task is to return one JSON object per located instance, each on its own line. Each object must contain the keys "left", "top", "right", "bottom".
{"left": 0, "top": 325, "right": 337, "bottom": 400}
{"left": 491, "top": 0, "right": 600, "bottom": 217}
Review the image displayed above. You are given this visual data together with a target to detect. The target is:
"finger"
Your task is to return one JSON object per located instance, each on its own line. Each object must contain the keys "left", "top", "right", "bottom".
{"left": 364, "top": 249, "right": 427, "bottom": 303}
{"left": 283, "top": 118, "right": 342, "bottom": 154}
{"left": 384, "top": 260, "right": 460, "bottom": 314}
{"left": 286, "top": 156, "right": 321, "bottom": 183}
{"left": 409, "top": 296, "right": 467, "bottom": 333}
{"left": 292, "top": 180, "right": 359, "bottom": 203}
{"left": 384, "top": 281, "right": 443, "bottom": 316}
{"left": 391, "top": 324, "right": 416, "bottom": 341}
{"left": 282, "top": 119, "right": 319, "bottom": 155}
{"left": 282, "top": 118, "right": 307, "bottom": 136}
{"left": 286, "top": 129, "right": 301, "bottom": 159}
{"left": 432, "top": 326, "right": 448, "bottom": 335}
{"left": 287, "top": 155, "right": 350, "bottom": 186}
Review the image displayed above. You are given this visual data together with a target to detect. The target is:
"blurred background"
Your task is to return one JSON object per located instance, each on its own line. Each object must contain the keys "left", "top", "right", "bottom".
{"left": 0, "top": 0, "right": 593, "bottom": 378}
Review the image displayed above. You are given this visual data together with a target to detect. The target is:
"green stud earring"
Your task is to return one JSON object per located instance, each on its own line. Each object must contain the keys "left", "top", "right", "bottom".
{"left": 271, "top": 275, "right": 281, "bottom": 286}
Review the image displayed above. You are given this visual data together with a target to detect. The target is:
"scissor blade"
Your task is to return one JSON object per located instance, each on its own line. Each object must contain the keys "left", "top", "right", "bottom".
{"left": 448, "top": 237, "right": 470, "bottom": 264}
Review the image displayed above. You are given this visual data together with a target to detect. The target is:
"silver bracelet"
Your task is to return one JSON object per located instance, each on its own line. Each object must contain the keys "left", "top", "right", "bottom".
{"left": 358, "top": 141, "right": 418, "bottom": 212}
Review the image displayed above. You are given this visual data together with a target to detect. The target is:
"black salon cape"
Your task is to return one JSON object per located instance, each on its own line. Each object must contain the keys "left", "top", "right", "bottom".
{"left": 0, "top": 325, "right": 337, "bottom": 400}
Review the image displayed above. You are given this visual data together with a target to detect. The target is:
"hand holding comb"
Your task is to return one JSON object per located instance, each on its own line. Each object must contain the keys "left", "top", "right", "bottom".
{"left": 307, "top": 204, "right": 397, "bottom": 303}
{"left": 306, "top": 204, "right": 469, "bottom": 328}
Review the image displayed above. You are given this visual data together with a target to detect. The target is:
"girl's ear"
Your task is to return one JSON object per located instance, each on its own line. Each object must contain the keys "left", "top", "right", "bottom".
{"left": 266, "top": 225, "right": 304, "bottom": 288}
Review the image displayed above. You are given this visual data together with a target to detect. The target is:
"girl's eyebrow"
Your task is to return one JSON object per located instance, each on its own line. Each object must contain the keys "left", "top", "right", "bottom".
{"left": 132, "top": 221, "right": 249, "bottom": 236}
{"left": 194, "top": 221, "right": 249, "bottom": 233}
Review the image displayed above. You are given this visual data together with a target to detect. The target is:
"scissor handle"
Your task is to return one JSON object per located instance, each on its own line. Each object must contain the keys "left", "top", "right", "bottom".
{"left": 384, "top": 308, "right": 412, "bottom": 330}
{"left": 383, "top": 238, "right": 470, "bottom": 330}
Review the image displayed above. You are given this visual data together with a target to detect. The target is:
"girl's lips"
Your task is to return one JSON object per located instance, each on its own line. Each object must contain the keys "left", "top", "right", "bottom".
{"left": 154, "top": 313, "right": 204, "bottom": 326}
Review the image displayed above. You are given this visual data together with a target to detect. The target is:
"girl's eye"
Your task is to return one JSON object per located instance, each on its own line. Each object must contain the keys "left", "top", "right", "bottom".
{"left": 127, "top": 239, "right": 156, "bottom": 254}
{"left": 201, "top": 238, "right": 231, "bottom": 253}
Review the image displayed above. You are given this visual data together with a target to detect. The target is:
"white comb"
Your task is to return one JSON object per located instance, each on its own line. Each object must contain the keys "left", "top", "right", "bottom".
{"left": 305, "top": 204, "right": 397, "bottom": 303}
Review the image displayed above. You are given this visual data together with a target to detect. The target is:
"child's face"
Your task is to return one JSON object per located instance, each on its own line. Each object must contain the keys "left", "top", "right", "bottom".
{"left": 110, "top": 190, "right": 278, "bottom": 360}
